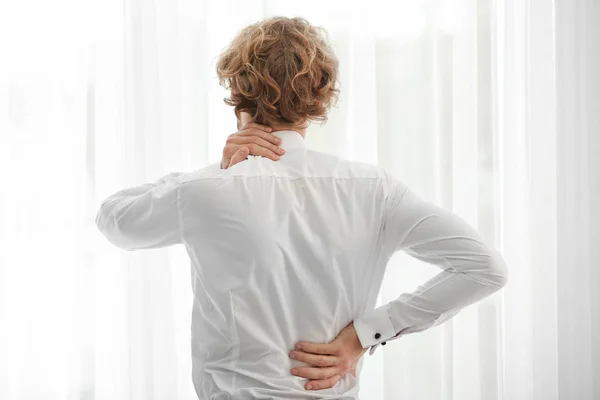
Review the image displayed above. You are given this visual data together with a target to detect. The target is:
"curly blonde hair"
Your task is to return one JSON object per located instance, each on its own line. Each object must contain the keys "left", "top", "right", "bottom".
{"left": 216, "top": 17, "right": 339, "bottom": 127}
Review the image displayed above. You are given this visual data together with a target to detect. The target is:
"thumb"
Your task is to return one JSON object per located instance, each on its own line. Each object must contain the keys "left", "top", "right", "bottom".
{"left": 228, "top": 146, "right": 249, "bottom": 168}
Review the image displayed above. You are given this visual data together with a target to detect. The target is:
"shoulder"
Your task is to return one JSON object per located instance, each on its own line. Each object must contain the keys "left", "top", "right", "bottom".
{"left": 323, "top": 156, "right": 409, "bottom": 201}
{"left": 303, "top": 150, "right": 412, "bottom": 200}
{"left": 305, "top": 150, "right": 388, "bottom": 180}
{"left": 177, "top": 162, "right": 224, "bottom": 185}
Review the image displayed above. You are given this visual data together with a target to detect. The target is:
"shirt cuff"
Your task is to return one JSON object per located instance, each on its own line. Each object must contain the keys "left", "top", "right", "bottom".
{"left": 353, "top": 305, "right": 397, "bottom": 350}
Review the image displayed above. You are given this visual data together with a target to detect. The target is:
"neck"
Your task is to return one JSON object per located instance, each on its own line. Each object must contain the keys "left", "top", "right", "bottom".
{"left": 271, "top": 124, "right": 307, "bottom": 138}
{"left": 240, "top": 112, "right": 308, "bottom": 138}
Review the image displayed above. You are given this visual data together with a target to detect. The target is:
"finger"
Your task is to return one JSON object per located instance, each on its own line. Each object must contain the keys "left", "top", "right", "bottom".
{"left": 223, "top": 141, "right": 280, "bottom": 162}
{"left": 291, "top": 365, "right": 340, "bottom": 380}
{"left": 228, "top": 146, "right": 249, "bottom": 168}
{"left": 305, "top": 374, "right": 342, "bottom": 391}
{"left": 241, "top": 121, "right": 272, "bottom": 133}
{"left": 235, "top": 136, "right": 286, "bottom": 156}
{"left": 295, "top": 341, "right": 339, "bottom": 356}
{"left": 237, "top": 128, "right": 282, "bottom": 146}
{"left": 289, "top": 350, "right": 338, "bottom": 367}
{"left": 247, "top": 143, "right": 281, "bottom": 162}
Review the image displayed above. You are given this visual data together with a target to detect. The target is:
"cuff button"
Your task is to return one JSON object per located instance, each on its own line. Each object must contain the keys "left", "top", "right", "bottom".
{"left": 381, "top": 341, "right": 387, "bottom": 346}
{"left": 374, "top": 333, "right": 381, "bottom": 339}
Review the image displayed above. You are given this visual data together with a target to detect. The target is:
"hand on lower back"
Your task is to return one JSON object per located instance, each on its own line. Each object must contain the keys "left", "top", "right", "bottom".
{"left": 289, "top": 321, "right": 368, "bottom": 391}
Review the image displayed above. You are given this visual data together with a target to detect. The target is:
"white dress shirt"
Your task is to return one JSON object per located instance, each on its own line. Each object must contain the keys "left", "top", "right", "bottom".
{"left": 96, "top": 130, "right": 508, "bottom": 399}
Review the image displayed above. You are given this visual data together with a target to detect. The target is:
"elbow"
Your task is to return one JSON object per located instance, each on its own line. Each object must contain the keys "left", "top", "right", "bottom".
{"left": 95, "top": 205, "right": 108, "bottom": 236}
{"left": 463, "top": 246, "right": 508, "bottom": 289}
{"left": 95, "top": 205, "right": 134, "bottom": 251}
{"left": 94, "top": 205, "right": 105, "bottom": 232}
{"left": 484, "top": 250, "right": 508, "bottom": 288}
{"left": 95, "top": 202, "right": 116, "bottom": 239}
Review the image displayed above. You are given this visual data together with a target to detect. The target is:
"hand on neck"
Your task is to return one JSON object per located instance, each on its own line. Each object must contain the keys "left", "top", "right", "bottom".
{"left": 240, "top": 111, "right": 308, "bottom": 138}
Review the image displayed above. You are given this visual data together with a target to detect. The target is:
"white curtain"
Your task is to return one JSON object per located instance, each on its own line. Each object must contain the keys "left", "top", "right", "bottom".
{"left": 1, "top": 0, "right": 598, "bottom": 399}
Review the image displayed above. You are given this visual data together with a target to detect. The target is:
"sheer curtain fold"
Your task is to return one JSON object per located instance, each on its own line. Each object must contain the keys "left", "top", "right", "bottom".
{"left": 555, "top": 1, "right": 600, "bottom": 398}
{"left": 1, "top": 0, "right": 598, "bottom": 399}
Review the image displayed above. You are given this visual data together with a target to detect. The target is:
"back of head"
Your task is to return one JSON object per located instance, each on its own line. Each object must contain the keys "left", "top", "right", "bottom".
{"left": 216, "top": 17, "right": 339, "bottom": 127}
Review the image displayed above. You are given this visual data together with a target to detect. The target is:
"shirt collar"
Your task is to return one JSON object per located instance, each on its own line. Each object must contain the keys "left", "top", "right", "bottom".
{"left": 272, "top": 130, "right": 306, "bottom": 150}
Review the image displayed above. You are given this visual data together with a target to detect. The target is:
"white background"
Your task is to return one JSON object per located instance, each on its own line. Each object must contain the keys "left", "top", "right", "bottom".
{"left": 0, "top": 0, "right": 599, "bottom": 399}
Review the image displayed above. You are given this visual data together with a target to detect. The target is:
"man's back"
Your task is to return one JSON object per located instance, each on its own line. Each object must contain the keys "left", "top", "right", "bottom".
{"left": 182, "top": 130, "right": 390, "bottom": 399}
{"left": 96, "top": 129, "right": 506, "bottom": 399}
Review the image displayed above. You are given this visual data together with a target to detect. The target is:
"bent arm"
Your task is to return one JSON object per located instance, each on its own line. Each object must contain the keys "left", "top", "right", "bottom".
{"left": 95, "top": 172, "right": 183, "bottom": 251}
{"left": 353, "top": 174, "right": 508, "bottom": 355}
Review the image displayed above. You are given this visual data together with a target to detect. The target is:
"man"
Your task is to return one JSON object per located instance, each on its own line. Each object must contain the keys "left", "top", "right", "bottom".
{"left": 96, "top": 16, "right": 508, "bottom": 399}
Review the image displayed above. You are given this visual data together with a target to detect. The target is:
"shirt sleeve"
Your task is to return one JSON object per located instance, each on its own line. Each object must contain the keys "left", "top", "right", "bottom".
{"left": 353, "top": 172, "right": 508, "bottom": 355}
{"left": 95, "top": 172, "right": 184, "bottom": 251}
